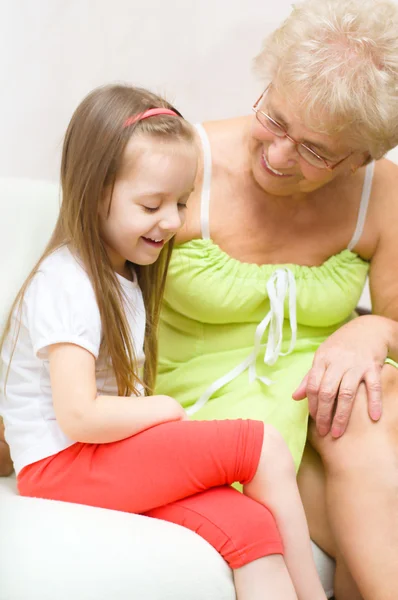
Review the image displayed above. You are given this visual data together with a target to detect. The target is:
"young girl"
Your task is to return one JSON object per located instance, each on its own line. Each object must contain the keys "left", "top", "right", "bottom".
{"left": 0, "top": 84, "right": 327, "bottom": 600}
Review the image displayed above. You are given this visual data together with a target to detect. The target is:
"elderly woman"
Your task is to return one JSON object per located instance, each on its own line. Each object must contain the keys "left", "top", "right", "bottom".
{"left": 156, "top": 0, "right": 398, "bottom": 598}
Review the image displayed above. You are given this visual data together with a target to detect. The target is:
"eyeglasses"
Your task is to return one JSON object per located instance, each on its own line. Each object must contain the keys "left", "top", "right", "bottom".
{"left": 252, "top": 86, "right": 352, "bottom": 171}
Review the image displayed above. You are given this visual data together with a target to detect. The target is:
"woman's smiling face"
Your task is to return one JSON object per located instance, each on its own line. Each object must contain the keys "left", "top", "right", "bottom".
{"left": 249, "top": 85, "right": 365, "bottom": 196}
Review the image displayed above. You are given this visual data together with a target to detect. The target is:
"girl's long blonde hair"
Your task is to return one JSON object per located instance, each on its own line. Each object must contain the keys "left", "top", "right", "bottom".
{"left": 1, "top": 84, "right": 195, "bottom": 396}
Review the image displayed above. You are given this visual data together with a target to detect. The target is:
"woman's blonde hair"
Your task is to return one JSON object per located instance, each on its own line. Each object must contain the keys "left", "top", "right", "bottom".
{"left": 254, "top": 0, "right": 398, "bottom": 158}
{"left": 1, "top": 84, "right": 195, "bottom": 396}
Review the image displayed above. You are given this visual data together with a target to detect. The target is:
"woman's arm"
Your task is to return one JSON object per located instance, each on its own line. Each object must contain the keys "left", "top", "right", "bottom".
{"left": 294, "top": 160, "right": 398, "bottom": 437}
{"left": 49, "top": 343, "right": 186, "bottom": 444}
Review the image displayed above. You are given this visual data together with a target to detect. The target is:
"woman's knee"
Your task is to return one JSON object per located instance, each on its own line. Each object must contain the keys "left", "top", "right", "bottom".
{"left": 380, "top": 364, "right": 398, "bottom": 445}
{"left": 309, "top": 365, "right": 398, "bottom": 475}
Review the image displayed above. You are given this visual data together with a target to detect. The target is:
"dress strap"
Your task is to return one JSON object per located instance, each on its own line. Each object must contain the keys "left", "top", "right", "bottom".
{"left": 347, "top": 161, "right": 375, "bottom": 251}
{"left": 194, "top": 124, "right": 212, "bottom": 240}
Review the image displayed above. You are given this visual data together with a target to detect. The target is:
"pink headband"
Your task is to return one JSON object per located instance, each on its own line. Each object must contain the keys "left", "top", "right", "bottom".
{"left": 123, "top": 108, "right": 180, "bottom": 128}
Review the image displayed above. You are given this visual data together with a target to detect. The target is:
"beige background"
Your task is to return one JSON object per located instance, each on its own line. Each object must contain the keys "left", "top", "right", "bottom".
{"left": 2, "top": 0, "right": 398, "bottom": 182}
{"left": 3, "top": 0, "right": 398, "bottom": 308}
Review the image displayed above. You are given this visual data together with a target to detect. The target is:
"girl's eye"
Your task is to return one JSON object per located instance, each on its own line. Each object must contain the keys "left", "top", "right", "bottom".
{"left": 143, "top": 206, "right": 159, "bottom": 213}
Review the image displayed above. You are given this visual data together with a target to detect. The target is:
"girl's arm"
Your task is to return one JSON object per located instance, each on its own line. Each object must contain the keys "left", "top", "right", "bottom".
{"left": 49, "top": 343, "right": 186, "bottom": 444}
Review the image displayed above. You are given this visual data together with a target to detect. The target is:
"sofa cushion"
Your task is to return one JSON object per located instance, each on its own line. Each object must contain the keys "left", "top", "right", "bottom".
{"left": 0, "top": 475, "right": 238, "bottom": 600}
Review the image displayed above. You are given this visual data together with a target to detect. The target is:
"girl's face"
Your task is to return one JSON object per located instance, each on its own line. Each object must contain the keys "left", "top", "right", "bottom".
{"left": 249, "top": 85, "right": 366, "bottom": 197}
{"left": 99, "top": 135, "right": 197, "bottom": 277}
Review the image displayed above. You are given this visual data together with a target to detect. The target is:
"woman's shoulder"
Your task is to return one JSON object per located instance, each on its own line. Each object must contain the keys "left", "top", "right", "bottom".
{"left": 195, "top": 116, "right": 252, "bottom": 179}
{"left": 370, "top": 158, "right": 398, "bottom": 217}
{"left": 373, "top": 156, "right": 398, "bottom": 187}
{"left": 176, "top": 117, "right": 249, "bottom": 244}
{"left": 198, "top": 116, "right": 251, "bottom": 148}
{"left": 177, "top": 117, "right": 251, "bottom": 245}
{"left": 361, "top": 158, "right": 398, "bottom": 254}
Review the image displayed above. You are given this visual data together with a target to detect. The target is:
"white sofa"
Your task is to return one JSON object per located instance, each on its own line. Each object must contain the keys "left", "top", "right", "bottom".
{"left": 0, "top": 178, "right": 335, "bottom": 599}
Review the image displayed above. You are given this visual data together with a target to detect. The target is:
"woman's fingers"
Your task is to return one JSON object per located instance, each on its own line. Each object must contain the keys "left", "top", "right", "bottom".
{"left": 330, "top": 369, "right": 363, "bottom": 438}
{"left": 314, "top": 366, "right": 343, "bottom": 436}
{"left": 292, "top": 373, "right": 309, "bottom": 401}
{"left": 364, "top": 367, "right": 383, "bottom": 422}
{"left": 305, "top": 362, "right": 327, "bottom": 422}
{"left": 293, "top": 345, "right": 384, "bottom": 438}
{"left": 315, "top": 367, "right": 382, "bottom": 438}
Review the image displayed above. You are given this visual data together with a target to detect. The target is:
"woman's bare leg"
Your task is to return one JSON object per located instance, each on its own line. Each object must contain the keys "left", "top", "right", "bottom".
{"left": 310, "top": 365, "right": 398, "bottom": 600}
{"left": 244, "top": 425, "right": 327, "bottom": 599}
{"left": 333, "top": 553, "right": 364, "bottom": 600}
{"left": 298, "top": 443, "right": 363, "bottom": 600}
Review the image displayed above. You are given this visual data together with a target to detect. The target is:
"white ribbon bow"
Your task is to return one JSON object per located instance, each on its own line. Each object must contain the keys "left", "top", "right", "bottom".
{"left": 186, "top": 268, "right": 297, "bottom": 416}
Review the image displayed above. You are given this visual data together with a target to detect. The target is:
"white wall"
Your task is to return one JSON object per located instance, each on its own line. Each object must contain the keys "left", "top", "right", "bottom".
{"left": 4, "top": 0, "right": 398, "bottom": 310}
{"left": 3, "top": 0, "right": 397, "bottom": 183}
{"left": 0, "top": 0, "right": 286, "bottom": 181}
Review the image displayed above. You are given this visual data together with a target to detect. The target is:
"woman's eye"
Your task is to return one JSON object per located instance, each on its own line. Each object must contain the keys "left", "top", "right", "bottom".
{"left": 143, "top": 206, "right": 159, "bottom": 213}
{"left": 178, "top": 203, "right": 188, "bottom": 210}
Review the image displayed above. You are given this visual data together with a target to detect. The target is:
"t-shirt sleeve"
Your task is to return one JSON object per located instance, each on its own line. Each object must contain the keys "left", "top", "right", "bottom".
{"left": 24, "top": 263, "right": 102, "bottom": 360}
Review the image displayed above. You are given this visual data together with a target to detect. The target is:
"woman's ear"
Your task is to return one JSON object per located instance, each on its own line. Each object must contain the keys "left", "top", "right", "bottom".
{"left": 351, "top": 152, "right": 371, "bottom": 173}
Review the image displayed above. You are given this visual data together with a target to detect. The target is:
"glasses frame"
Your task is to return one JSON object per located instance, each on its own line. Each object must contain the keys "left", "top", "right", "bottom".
{"left": 252, "top": 86, "right": 352, "bottom": 171}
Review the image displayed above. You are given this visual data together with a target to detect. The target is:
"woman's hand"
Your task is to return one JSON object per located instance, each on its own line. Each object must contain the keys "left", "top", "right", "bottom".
{"left": 293, "top": 315, "right": 392, "bottom": 438}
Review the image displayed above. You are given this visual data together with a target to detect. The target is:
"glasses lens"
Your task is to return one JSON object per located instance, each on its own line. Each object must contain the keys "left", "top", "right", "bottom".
{"left": 298, "top": 145, "right": 327, "bottom": 169}
{"left": 256, "top": 112, "right": 285, "bottom": 137}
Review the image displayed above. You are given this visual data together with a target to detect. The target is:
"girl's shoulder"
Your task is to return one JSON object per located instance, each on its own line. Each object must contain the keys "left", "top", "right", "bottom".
{"left": 22, "top": 245, "right": 102, "bottom": 359}
{"left": 37, "top": 245, "right": 88, "bottom": 280}
{"left": 25, "top": 245, "right": 98, "bottom": 312}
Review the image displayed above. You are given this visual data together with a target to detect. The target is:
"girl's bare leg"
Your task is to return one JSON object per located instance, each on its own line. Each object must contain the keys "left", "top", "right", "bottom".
{"left": 244, "top": 425, "right": 327, "bottom": 599}
{"left": 234, "top": 555, "right": 298, "bottom": 600}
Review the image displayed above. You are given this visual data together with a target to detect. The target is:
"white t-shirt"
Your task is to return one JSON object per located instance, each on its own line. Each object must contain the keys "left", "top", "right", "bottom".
{"left": 0, "top": 246, "right": 146, "bottom": 475}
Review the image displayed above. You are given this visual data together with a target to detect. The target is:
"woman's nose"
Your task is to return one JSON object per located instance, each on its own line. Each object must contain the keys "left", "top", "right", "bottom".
{"left": 267, "top": 136, "right": 298, "bottom": 169}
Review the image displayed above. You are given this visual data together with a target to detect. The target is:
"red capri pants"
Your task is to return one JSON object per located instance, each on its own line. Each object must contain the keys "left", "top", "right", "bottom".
{"left": 18, "top": 419, "right": 283, "bottom": 569}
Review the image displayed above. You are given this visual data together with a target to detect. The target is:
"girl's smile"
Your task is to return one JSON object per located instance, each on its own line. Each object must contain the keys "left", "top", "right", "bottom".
{"left": 99, "top": 136, "right": 198, "bottom": 275}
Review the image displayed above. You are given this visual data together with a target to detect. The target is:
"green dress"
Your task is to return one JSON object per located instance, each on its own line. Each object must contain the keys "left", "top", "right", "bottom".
{"left": 156, "top": 125, "right": 373, "bottom": 471}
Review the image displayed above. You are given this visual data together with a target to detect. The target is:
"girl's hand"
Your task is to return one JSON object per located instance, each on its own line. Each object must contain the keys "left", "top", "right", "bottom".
{"left": 293, "top": 316, "right": 390, "bottom": 438}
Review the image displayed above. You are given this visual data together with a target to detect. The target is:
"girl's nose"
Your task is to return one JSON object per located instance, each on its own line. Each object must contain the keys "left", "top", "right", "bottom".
{"left": 160, "top": 207, "right": 183, "bottom": 232}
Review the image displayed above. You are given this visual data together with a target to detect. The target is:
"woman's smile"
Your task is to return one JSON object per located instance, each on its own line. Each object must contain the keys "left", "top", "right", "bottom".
{"left": 261, "top": 149, "right": 295, "bottom": 178}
